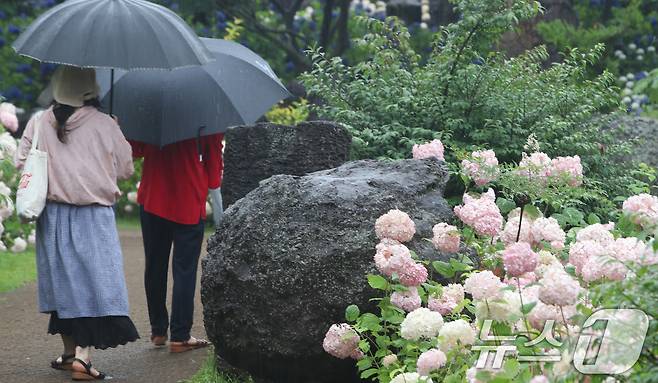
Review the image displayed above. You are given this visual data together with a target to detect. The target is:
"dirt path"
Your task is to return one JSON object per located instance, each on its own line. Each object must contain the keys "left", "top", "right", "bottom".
{"left": 0, "top": 230, "right": 209, "bottom": 383}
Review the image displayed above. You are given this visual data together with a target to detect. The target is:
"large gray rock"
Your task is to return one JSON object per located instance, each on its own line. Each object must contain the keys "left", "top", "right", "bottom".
{"left": 202, "top": 158, "right": 457, "bottom": 383}
{"left": 221, "top": 121, "right": 351, "bottom": 208}
{"left": 604, "top": 115, "right": 658, "bottom": 172}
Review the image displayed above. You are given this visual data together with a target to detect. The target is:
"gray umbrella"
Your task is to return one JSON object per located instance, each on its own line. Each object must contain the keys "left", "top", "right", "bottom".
{"left": 12, "top": 0, "right": 213, "bottom": 114}
{"left": 98, "top": 38, "right": 291, "bottom": 147}
{"left": 12, "top": 0, "right": 212, "bottom": 70}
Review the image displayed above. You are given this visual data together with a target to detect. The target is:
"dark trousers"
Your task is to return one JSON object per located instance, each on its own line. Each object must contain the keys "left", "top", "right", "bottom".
{"left": 140, "top": 207, "right": 205, "bottom": 342}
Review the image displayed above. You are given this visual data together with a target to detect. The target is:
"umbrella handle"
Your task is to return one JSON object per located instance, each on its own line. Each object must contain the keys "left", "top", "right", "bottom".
{"left": 197, "top": 125, "right": 206, "bottom": 162}
{"left": 109, "top": 69, "right": 115, "bottom": 117}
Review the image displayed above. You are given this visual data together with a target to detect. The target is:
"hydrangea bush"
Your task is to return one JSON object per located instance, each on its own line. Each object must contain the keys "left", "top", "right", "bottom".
{"left": 322, "top": 139, "right": 658, "bottom": 383}
{"left": 0, "top": 103, "right": 35, "bottom": 252}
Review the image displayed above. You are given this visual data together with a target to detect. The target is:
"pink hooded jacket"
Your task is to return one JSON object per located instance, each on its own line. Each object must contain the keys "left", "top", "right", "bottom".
{"left": 15, "top": 106, "right": 133, "bottom": 206}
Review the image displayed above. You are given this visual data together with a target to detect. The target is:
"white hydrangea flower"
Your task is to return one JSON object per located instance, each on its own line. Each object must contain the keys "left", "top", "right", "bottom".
{"left": 622, "top": 96, "right": 632, "bottom": 104}
{"left": 623, "top": 88, "right": 633, "bottom": 96}
{"left": 648, "top": 46, "right": 656, "bottom": 53}
{"left": 631, "top": 102, "right": 640, "bottom": 110}
{"left": 629, "top": 43, "right": 637, "bottom": 50}
{"left": 438, "top": 319, "right": 476, "bottom": 351}
{"left": 0, "top": 132, "right": 17, "bottom": 160}
{"left": 127, "top": 191, "right": 138, "bottom": 203}
{"left": 474, "top": 290, "right": 521, "bottom": 324}
{"left": 124, "top": 204, "right": 134, "bottom": 213}
{"left": 390, "top": 372, "right": 433, "bottom": 383}
{"left": 11, "top": 237, "right": 27, "bottom": 253}
{"left": 637, "top": 55, "right": 644, "bottom": 61}
{"left": 619, "top": 75, "right": 627, "bottom": 82}
{"left": 626, "top": 81, "right": 634, "bottom": 89}
{"left": 400, "top": 308, "right": 444, "bottom": 340}
{"left": 28, "top": 230, "right": 36, "bottom": 245}
{"left": 0, "top": 240, "right": 6, "bottom": 252}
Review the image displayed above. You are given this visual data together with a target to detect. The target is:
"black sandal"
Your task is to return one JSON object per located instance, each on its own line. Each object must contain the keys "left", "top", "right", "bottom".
{"left": 51, "top": 353, "right": 75, "bottom": 371}
{"left": 71, "top": 358, "right": 107, "bottom": 381}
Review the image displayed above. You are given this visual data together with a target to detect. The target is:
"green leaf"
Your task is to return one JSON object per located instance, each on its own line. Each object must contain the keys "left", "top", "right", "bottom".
{"left": 521, "top": 301, "right": 537, "bottom": 315}
{"left": 346, "top": 304, "right": 360, "bottom": 322}
{"left": 356, "top": 358, "right": 372, "bottom": 370}
{"left": 359, "top": 313, "right": 382, "bottom": 332}
{"left": 450, "top": 258, "right": 473, "bottom": 272}
{"left": 502, "top": 359, "right": 521, "bottom": 378}
{"left": 587, "top": 213, "right": 601, "bottom": 225}
{"left": 496, "top": 198, "right": 517, "bottom": 215}
{"left": 367, "top": 274, "right": 389, "bottom": 290}
{"left": 563, "top": 207, "right": 585, "bottom": 225}
{"left": 432, "top": 261, "right": 455, "bottom": 278}
{"left": 524, "top": 205, "right": 542, "bottom": 219}
{"left": 360, "top": 368, "right": 379, "bottom": 379}
{"left": 443, "top": 373, "right": 463, "bottom": 383}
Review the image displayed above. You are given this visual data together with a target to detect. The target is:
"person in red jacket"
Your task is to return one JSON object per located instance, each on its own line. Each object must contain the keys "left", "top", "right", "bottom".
{"left": 131, "top": 133, "right": 223, "bottom": 353}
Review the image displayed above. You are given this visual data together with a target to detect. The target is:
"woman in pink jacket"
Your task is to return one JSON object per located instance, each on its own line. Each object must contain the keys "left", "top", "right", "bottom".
{"left": 16, "top": 66, "right": 138, "bottom": 380}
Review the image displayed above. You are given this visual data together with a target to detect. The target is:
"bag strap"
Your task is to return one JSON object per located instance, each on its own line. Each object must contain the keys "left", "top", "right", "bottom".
{"left": 30, "top": 111, "right": 44, "bottom": 151}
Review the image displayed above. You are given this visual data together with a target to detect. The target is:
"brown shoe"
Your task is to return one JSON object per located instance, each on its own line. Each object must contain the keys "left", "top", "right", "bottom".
{"left": 169, "top": 336, "right": 210, "bottom": 353}
{"left": 151, "top": 335, "right": 167, "bottom": 347}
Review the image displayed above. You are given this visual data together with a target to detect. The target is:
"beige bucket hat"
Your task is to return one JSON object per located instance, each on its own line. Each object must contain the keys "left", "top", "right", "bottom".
{"left": 51, "top": 66, "right": 100, "bottom": 107}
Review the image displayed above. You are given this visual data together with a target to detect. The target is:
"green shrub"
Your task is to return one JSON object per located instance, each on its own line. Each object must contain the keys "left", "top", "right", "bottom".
{"left": 301, "top": 0, "right": 642, "bottom": 212}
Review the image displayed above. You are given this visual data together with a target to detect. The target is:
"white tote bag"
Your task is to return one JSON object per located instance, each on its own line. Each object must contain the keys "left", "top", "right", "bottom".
{"left": 16, "top": 113, "right": 48, "bottom": 221}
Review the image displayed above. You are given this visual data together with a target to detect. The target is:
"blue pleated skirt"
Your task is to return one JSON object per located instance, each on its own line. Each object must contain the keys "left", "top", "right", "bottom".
{"left": 36, "top": 202, "right": 130, "bottom": 318}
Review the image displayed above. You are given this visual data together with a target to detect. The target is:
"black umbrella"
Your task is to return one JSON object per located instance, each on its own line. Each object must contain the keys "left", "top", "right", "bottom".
{"left": 97, "top": 38, "right": 291, "bottom": 147}
{"left": 12, "top": 0, "right": 213, "bottom": 113}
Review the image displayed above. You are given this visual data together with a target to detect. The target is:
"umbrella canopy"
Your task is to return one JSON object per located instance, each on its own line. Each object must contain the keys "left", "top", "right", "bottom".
{"left": 98, "top": 38, "right": 291, "bottom": 147}
{"left": 12, "top": 0, "right": 212, "bottom": 70}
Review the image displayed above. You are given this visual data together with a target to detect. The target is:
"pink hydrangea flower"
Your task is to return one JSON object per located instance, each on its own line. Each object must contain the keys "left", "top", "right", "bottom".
{"left": 323, "top": 323, "right": 361, "bottom": 359}
{"left": 607, "top": 237, "right": 646, "bottom": 262}
{"left": 528, "top": 301, "right": 576, "bottom": 330}
{"left": 428, "top": 283, "right": 464, "bottom": 315}
{"left": 428, "top": 296, "right": 457, "bottom": 315}
{"left": 382, "top": 354, "right": 398, "bottom": 367}
{"left": 463, "top": 270, "right": 503, "bottom": 300}
{"left": 375, "top": 209, "right": 416, "bottom": 243}
{"left": 530, "top": 376, "right": 550, "bottom": 383}
{"left": 454, "top": 189, "right": 503, "bottom": 237}
{"left": 518, "top": 152, "right": 552, "bottom": 181}
{"left": 432, "top": 223, "right": 460, "bottom": 253}
{"left": 503, "top": 242, "right": 539, "bottom": 277}
{"left": 461, "top": 150, "right": 499, "bottom": 186}
{"left": 550, "top": 155, "right": 583, "bottom": 187}
{"left": 641, "top": 241, "right": 658, "bottom": 265}
{"left": 538, "top": 268, "right": 580, "bottom": 306}
{"left": 391, "top": 288, "right": 422, "bottom": 312}
{"left": 623, "top": 194, "right": 658, "bottom": 228}
{"left": 501, "top": 208, "right": 535, "bottom": 245}
{"left": 416, "top": 349, "right": 447, "bottom": 376}
{"left": 576, "top": 223, "right": 615, "bottom": 246}
{"left": 581, "top": 255, "right": 605, "bottom": 282}
{"left": 412, "top": 139, "right": 445, "bottom": 161}
{"left": 527, "top": 301, "right": 559, "bottom": 330}
{"left": 569, "top": 240, "right": 605, "bottom": 275}
{"left": 531, "top": 217, "right": 566, "bottom": 250}
{"left": 398, "top": 262, "right": 428, "bottom": 287}
{"left": 374, "top": 239, "right": 412, "bottom": 277}
{"left": 504, "top": 272, "right": 537, "bottom": 288}
{"left": 0, "top": 103, "right": 18, "bottom": 133}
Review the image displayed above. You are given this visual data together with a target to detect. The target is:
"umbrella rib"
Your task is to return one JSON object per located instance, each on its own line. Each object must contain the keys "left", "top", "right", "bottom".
{"left": 130, "top": 7, "right": 172, "bottom": 67}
